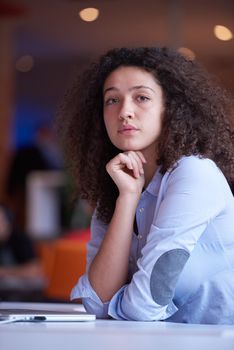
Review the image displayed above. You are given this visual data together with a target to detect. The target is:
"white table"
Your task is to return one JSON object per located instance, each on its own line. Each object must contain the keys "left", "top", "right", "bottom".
{"left": 1, "top": 302, "right": 234, "bottom": 350}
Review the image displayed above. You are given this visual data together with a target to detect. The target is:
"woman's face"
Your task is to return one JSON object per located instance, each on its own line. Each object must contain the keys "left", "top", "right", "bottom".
{"left": 103, "top": 66, "right": 164, "bottom": 158}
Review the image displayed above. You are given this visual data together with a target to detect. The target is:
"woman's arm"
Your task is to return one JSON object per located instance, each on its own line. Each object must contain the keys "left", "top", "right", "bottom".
{"left": 88, "top": 193, "right": 139, "bottom": 302}
{"left": 88, "top": 151, "right": 146, "bottom": 302}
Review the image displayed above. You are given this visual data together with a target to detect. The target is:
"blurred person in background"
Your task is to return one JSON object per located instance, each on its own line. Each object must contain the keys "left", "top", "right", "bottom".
{"left": 6, "top": 124, "right": 63, "bottom": 232}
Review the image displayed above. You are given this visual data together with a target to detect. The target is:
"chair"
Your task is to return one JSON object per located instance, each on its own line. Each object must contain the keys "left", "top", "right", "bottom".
{"left": 43, "top": 239, "right": 87, "bottom": 301}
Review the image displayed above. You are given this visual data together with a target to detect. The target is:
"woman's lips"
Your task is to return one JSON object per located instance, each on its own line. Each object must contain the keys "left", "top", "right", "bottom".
{"left": 118, "top": 125, "right": 139, "bottom": 135}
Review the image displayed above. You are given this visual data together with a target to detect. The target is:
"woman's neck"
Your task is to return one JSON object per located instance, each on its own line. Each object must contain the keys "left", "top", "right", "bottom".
{"left": 142, "top": 148, "right": 158, "bottom": 188}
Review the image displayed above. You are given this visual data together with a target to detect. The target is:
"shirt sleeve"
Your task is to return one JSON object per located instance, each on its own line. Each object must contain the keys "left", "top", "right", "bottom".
{"left": 70, "top": 211, "right": 110, "bottom": 319}
{"left": 108, "top": 157, "right": 227, "bottom": 320}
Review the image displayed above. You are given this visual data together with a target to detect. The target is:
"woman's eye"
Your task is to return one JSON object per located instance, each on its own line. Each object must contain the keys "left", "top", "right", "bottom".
{"left": 137, "top": 95, "right": 150, "bottom": 102}
{"left": 105, "top": 97, "right": 119, "bottom": 106}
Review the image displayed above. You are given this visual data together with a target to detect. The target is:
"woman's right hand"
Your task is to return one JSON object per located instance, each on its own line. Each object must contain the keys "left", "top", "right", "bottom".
{"left": 106, "top": 151, "right": 146, "bottom": 196}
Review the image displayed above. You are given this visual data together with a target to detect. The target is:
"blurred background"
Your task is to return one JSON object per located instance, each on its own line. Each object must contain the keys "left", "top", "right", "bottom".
{"left": 0, "top": 0, "right": 233, "bottom": 302}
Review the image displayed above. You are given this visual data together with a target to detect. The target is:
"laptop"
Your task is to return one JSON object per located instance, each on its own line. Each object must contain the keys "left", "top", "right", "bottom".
{"left": 0, "top": 305, "right": 96, "bottom": 324}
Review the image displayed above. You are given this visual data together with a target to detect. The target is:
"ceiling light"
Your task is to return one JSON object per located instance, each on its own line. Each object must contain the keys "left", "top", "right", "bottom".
{"left": 177, "top": 47, "right": 196, "bottom": 60}
{"left": 79, "top": 8, "right": 99, "bottom": 22}
{"left": 214, "top": 25, "right": 233, "bottom": 41}
{"left": 15, "top": 55, "right": 34, "bottom": 72}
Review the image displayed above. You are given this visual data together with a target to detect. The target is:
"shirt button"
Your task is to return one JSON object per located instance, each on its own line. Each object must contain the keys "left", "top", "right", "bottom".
{"left": 138, "top": 235, "right": 143, "bottom": 240}
{"left": 139, "top": 208, "right": 144, "bottom": 213}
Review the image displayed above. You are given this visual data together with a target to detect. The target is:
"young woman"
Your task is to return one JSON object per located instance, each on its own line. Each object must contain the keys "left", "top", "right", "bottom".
{"left": 59, "top": 47, "right": 234, "bottom": 323}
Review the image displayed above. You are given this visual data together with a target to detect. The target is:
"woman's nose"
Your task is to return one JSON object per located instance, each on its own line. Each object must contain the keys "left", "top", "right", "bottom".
{"left": 118, "top": 100, "right": 134, "bottom": 121}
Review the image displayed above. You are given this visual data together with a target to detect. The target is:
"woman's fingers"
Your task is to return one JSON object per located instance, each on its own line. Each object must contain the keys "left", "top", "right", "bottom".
{"left": 106, "top": 151, "right": 145, "bottom": 194}
{"left": 122, "top": 151, "right": 145, "bottom": 178}
{"left": 125, "top": 152, "right": 142, "bottom": 178}
{"left": 136, "top": 151, "right": 147, "bottom": 164}
{"left": 107, "top": 151, "right": 146, "bottom": 179}
{"left": 118, "top": 153, "right": 134, "bottom": 170}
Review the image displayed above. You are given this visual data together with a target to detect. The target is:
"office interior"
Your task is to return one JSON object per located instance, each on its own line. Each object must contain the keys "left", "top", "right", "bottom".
{"left": 0, "top": 0, "right": 233, "bottom": 303}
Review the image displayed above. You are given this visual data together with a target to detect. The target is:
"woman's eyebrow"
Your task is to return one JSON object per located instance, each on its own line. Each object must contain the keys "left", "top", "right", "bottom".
{"left": 103, "top": 85, "right": 155, "bottom": 95}
{"left": 130, "top": 85, "right": 156, "bottom": 93}
{"left": 103, "top": 87, "right": 118, "bottom": 95}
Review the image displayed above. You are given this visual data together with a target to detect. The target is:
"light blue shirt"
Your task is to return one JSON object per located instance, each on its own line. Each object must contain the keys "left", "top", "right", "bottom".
{"left": 71, "top": 156, "right": 234, "bottom": 324}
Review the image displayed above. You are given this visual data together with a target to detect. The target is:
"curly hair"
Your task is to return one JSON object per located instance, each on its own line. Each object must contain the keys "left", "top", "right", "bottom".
{"left": 58, "top": 47, "right": 234, "bottom": 224}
